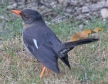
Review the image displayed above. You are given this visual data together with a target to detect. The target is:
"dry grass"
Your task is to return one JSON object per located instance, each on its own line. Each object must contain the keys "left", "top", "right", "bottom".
{"left": 1, "top": 30, "right": 108, "bottom": 84}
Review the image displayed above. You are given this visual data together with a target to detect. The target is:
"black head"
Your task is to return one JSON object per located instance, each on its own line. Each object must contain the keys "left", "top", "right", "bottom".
{"left": 12, "top": 9, "right": 43, "bottom": 24}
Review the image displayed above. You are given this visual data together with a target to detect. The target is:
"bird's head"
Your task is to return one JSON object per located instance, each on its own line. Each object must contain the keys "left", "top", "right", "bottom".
{"left": 11, "top": 9, "right": 43, "bottom": 24}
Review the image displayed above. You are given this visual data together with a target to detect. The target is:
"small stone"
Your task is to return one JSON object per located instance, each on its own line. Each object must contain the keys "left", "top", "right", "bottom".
{"left": 50, "top": 2, "right": 57, "bottom": 8}
{"left": 79, "top": 24, "right": 84, "bottom": 29}
{"left": 7, "top": 5, "right": 14, "bottom": 10}
{"left": 0, "top": 16, "right": 5, "bottom": 20}
{"left": 82, "top": 6, "right": 90, "bottom": 13}
{"left": 18, "top": 5, "right": 25, "bottom": 9}
{"left": 78, "top": 1, "right": 85, "bottom": 6}
{"left": 59, "top": 0, "right": 70, "bottom": 7}
{"left": 104, "top": 1, "right": 108, "bottom": 7}
{"left": 76, "top": 8, "right": 82, "bottom": 14}
{"left": 100, "top": 8, "right": 108, "bottom": 19}
{"left": 90, "top": 1, "right": 108, "bottom": 11}
{"left": 76, "top": 14, "right": 84, "bottom": 20}
{"left": 7, "top": 3, "right": 17, "bottom": 10}
{"left": 70, "top": 0, "right": 78, "bottom": 6}
{"left": 59, "top": 0, "right": 70, "bottom": 4}
{"left": 12, "top": 3, "right": 17, "bottom": 8}
{"left": 65, "top": 8, "right": 73, "bottom": 13}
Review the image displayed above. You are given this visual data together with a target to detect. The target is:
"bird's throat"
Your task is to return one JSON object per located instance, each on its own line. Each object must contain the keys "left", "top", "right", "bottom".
{"left": 22, "top": 22, "right": 33, "bottom": 29}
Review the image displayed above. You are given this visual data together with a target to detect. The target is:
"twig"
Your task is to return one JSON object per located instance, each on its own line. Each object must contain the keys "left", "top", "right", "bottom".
{"left": 72, "top": 63, "right": 88, "bottom": 84}
{"left": 45, "top": 14, "right": 68, "bottom": 24}
{"left": 52, "top": 15, "right": 68, "bottom": 23}
{"left": 17, "top": 51, "right": 33, "bottom": 60}
{"left": 39, "top": 2, "right": 55, "bottom": 11}
{"left": 80, "top": 65, "right": 88, "bottom": 84}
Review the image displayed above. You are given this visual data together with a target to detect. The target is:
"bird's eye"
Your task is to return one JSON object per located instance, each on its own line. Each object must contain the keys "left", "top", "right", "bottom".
{"left": 24, "top": 15, "right": 28, "bottom": 19}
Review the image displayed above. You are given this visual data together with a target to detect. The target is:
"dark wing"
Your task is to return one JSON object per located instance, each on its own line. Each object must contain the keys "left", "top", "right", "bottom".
{"left": 23, "top": 33, "right": 60, "bottom": 74}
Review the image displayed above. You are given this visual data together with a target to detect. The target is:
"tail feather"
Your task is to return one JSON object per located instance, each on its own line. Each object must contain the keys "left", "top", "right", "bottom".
{"left": 60, "top": 54, "right": 71, "bottom": 69}
{"left": 59, "top": 38, "right": 98, "bottom": 69}
{"left": 64, "top": 38, "right": 99, "bottom": 49}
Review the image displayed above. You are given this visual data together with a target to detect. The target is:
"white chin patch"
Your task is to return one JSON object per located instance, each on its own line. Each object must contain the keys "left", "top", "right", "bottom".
{"left": 33, "top": 39, "right": 38, "bottom": 49}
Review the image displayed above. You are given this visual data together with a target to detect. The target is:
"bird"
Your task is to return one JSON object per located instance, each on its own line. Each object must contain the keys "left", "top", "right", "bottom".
{"left": 11, "top": 9, "right": 99, "bottom": 78}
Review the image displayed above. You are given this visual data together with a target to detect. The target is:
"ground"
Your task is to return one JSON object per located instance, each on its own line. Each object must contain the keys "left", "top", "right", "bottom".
{"left": 0, "top": 2, "right": 108, "bottom": 84}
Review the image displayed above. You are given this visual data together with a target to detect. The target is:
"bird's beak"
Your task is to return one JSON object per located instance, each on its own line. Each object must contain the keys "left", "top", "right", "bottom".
{"left": 11, "top": 10, "right": 21, "bottom": 16}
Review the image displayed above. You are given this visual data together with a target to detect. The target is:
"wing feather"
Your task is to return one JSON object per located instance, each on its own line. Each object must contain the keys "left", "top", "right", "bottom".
{"left": 23, "top": 35, "right": 60, "bottom": 73}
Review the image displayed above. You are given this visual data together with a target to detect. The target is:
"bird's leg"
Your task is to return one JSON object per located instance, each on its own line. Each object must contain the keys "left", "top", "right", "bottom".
{"left": 39, "top": 66, "right": 46, "bottom": 78}
{"left": 46, "top": 68, "right": 50, "bottom": 77}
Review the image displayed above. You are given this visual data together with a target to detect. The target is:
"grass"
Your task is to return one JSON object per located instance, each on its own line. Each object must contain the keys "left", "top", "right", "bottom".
{"left": 1, "top": 3, "right": 108, "bottom": 84}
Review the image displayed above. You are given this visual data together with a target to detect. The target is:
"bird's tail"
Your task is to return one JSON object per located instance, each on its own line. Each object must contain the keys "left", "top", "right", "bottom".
{"left": 64, "top": 38, "right": 99, "bottom": 49}
{"left": 59, "top": 38, "right": 98, "bottom": 69}
{"left": 59, "top": 38, "right": 99, "bottom": 56}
